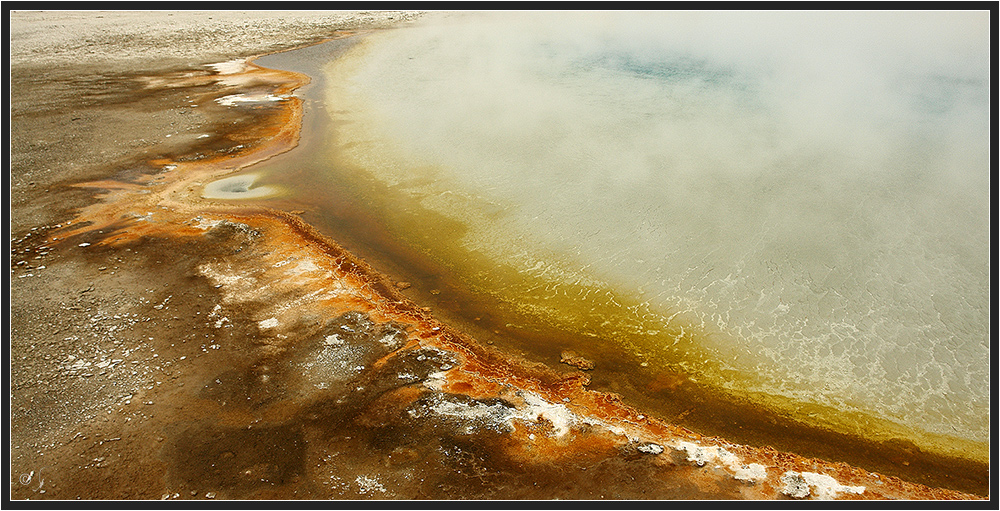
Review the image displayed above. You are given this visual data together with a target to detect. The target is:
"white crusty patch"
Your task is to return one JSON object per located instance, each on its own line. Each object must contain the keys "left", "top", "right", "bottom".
{"left": 191, "top": 216, "right": 223, "bottom": 231}
{"left": 198, "top": 262, "right": 243, "bottom": 287}
{"left": 579, "top": 416, "right": 627, "bottom": 437}
{"left": 781, "top": 470, "right": 865, "bottom": 500}
{"left": 354, "top": 475, "right": 386, "bottom": 495}
{"left": 419, "top": 384, "right": 580, "bottom": 439}
{"left": 258, "top": 317, "right": 279, "bottom": 329}
{"left": 518, "top": 391, "right": 577, "bottom": 438}
{"left": 637, "top": 443, "right": 664, "bottom": 455}
{"left": 206, "top": 58, "right": 249, "bottom": 75}
{"left": 428, "top": 399, "right": 518, "bottom": 433}
{"left": 673, "top": 441, "right": 768, "bottom": 483}
{"left": 674, "top": 441, "right": 740, "bottom": 468}
{"left": 424, "top": 371, "right": 449, "bottom": 387}
{"left": 290, "top": 259, "right": 322, "bottom": 275}
{"left": 377, "top": 332, "right": 402, "bottom": 348}
{"left": 215, "top": 93, "right": 289, "bottom": 107}
{"left": 733, "top": 463, "right": 768, "bottom": 483}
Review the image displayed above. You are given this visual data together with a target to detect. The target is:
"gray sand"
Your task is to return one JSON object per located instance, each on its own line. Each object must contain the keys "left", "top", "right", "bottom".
{"left": 9, "top": 10, "right": 421, "bottom": 500}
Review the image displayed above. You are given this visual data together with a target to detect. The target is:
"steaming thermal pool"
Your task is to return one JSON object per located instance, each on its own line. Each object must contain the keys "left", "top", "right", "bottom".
{"left": 231, "top": 11, "right": 991, "bottom": 461}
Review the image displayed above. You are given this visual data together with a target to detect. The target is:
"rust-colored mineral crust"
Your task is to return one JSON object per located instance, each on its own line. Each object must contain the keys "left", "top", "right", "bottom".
{"left": 44, "top": 39, "right": 984, "bottom": 501}
{"left": 560, "top": 350, "right": 595, "bottom": 371}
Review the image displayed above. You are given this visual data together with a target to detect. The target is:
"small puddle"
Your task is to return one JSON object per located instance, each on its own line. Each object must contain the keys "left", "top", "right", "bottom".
{"left": 202, "top": 173, "right": 283, "bottom": 200}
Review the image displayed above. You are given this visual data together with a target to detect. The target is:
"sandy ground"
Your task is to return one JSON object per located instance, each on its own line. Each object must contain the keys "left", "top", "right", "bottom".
{"left": 10, "top": 10, "right": 419, "bottom": 234}
{"left": 9, "top": 10, "right": 423, "bottom": 500}
{"left": 8, "top": 10, "right": 987, "bottom": 501}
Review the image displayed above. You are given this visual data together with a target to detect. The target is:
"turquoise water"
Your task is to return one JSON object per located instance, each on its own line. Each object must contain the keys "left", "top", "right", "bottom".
{"left": 236, "top": 11, "right": 991, "bottom": 457}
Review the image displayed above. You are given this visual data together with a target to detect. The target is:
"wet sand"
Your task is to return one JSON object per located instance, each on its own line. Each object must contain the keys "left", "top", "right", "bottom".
{"left": 8, "top": 11, "right": 988, "bottom": 501}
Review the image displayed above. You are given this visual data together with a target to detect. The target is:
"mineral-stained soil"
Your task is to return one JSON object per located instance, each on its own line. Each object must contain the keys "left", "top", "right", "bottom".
{"left": 8, "top": 11, "right": 987, "bottom": 501}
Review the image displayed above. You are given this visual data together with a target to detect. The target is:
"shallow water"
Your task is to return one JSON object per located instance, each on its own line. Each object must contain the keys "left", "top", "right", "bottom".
{"left": 202, "top": 173, "right": 283, "bottom": 199}
{"left": 221, "top": 11, "right": 990, "bottom": 464}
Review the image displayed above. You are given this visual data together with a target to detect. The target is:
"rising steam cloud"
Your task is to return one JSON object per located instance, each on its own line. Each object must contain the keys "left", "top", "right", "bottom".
{"left": 325, "top": 10, "right": 991, "bottom": 445}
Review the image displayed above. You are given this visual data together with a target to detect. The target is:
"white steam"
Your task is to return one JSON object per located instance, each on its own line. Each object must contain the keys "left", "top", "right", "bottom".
{"left": 325, "top": 11, "right": 990, "bottom": 445}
